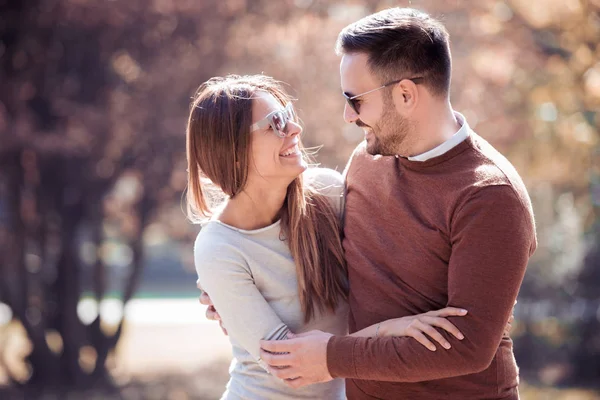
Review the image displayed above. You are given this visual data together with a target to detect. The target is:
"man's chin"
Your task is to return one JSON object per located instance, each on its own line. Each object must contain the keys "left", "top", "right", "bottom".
{"left": 365, "top": 141, "right": 381, "bottom": 156}
{"left": 364, "top": 137, "right": 378, "bottom": 155}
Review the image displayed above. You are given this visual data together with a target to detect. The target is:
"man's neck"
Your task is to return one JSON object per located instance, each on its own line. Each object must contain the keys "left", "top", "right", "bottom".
{"left": 404, "top": 102, "right": 460, "bottom": 158}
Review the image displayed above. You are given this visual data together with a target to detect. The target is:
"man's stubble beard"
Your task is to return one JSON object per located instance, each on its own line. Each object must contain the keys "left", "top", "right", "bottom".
{"left": 365, "top": 99, "right": 412, "bottom": 157}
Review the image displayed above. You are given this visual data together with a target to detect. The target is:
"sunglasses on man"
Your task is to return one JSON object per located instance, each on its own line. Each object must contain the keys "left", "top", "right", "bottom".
{"left": 250, "top": 103, "right": 297, "bottom": 138}
{"left": 343, "top": 77, "right": 424, "bottom": 115}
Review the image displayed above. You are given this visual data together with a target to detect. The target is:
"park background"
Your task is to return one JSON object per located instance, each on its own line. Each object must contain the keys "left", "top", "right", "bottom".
{"left": 1, "top": 0, "right": 599, "bottom": 399}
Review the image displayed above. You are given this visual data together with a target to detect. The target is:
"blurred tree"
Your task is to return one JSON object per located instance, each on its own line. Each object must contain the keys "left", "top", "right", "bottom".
{"left": 0, "top": 0, "right": 598, "bottom": 396}
{"left": 0, "top": 0, "right": 216, "bottom": 393}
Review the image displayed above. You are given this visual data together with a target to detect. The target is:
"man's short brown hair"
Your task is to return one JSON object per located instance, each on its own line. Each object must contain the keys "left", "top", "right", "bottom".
{"left": 336, "top": 8, "right": 452, "bottom": 97}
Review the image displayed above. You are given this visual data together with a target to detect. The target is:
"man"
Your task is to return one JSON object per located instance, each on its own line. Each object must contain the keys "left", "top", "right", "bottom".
{"left": 202, "top": 7, "right": 536, "bottom": 399}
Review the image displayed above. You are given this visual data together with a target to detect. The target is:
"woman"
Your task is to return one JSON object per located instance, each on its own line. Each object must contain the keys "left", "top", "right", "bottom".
{"left": 187, "top": 75, "right": 466, "bottom": 399}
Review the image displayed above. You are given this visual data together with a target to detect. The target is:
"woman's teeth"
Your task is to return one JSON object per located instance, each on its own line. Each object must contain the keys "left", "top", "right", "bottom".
{"left": 280, "top": 144, "right": 299, "bottom": 157}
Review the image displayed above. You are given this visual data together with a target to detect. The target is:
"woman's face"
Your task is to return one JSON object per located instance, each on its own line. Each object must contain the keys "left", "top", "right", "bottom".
{"left": 246, "top": 91, "right": 306, "bottom": 185}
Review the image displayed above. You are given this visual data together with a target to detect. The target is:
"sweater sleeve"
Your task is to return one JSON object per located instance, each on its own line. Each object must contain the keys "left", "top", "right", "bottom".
{"left": 326, "top": 185, "right": 536, "bottom": 381}
{"left": 194, "top": 233, "right": 291, "bottom": 370}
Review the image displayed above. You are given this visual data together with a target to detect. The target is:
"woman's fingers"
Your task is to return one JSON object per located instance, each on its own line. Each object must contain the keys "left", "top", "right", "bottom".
{"left": 427, "top": 307, "right": 467, "bottom": 317}
{"left": 424, "top": 316, "right": 464, "bottom": 340}
{"left": 414, "top": 320, "right": 451, "bottom": 349}
{"left": 407, "top": 325, "right": 437, "bottom": 351}
{"left": 503, "top": 314, "right": 515, "bottom": 336}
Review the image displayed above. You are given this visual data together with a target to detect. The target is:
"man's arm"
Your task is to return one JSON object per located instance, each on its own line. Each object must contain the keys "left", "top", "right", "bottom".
{"left": 326, "top": 185, "right": 535, "bottom": 382}
{"left": 260, "top": 185, "right": 535, "bottom": 385}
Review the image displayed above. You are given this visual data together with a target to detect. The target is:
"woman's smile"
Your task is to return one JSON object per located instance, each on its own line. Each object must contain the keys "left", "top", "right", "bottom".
{"left": 279, "top": 143, "right": 301, "bottom": 158}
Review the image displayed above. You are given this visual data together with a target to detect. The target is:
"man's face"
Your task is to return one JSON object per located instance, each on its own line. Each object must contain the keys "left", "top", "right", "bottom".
{"left": 340, "top": 53, "right": 411, "bottom": 156}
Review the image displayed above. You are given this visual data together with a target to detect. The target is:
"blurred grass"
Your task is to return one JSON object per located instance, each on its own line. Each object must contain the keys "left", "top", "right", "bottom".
{"left": 520, "top": 384, "right": 600, "bottom": 400}
{"left": 2, "top": 314, "right": 599, "bottom": 399}
{"left": 1, "top": 356, "right": 599, "bottom": 400}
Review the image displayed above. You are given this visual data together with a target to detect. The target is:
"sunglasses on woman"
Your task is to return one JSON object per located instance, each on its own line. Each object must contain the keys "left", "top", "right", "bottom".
{"left": 250, "top": 103, "right": 296, "bottom": 138}
{"left": 343, "top": 77, "right": 424, "bottom": 115}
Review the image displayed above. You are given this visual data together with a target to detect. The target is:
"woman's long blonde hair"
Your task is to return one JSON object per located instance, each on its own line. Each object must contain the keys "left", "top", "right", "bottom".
{"left": 186, "top": 75, "right": 347, "bottom": 322}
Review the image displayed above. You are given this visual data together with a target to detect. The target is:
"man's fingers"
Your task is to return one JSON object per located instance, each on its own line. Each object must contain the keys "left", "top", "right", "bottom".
{"left": 219, "top": 321, "right": 228, "bottom": 336}
{"left": 259, "top": 348, "right": 293, "bottom": 367}
{"left": 205, "top": 305, "right": 220, "bottom": 321}
{"left": 268, "top": 366, "right": 297, "bottom": 380}
{"left": 260, "top": 339, "right": 297, "bottom": 354}
{"left": 199, "top": 289, "right": 223, "bottom": 326}
{"left": 425, "top": 317, "right": 464, "bottom": 340}
{"left": 199, "top": 291, "right": 213, "bottom": 306}
{"left": 289, "top": 331, "right": 312, "bottom": 338}
{"left": 283, "top": 377, "right": 309, "bottom": 389}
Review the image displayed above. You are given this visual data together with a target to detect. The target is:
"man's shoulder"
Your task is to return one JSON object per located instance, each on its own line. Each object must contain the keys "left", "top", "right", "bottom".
{"left": 344, "top": 141, "right": 393, "bottom": 177}
{"left": 344, "top": 141, "right": 369, "bottom": 167}
{"left": 462, "top": 133, "right": 534, "bottom": 217}
{"left": 466, "top": 133, "right": 527, "bottom": 191}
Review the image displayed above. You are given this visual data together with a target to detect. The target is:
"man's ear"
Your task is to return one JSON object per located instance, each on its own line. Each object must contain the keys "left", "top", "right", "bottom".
{"left": 393, "top": 79, "right": 419, "bottom": 112}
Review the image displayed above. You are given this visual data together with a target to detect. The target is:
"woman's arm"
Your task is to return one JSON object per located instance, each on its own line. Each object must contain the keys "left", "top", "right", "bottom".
{"left": 198, "top": 285, "right": 468, "bottom": 352}
{"left": 350, "top": 307, "right": 468, "bottom": 351}
{"left": 194, "top": 235, "right": 293, "bottom": 370}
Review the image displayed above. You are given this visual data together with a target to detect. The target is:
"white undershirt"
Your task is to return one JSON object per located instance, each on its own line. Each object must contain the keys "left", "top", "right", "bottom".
{"left": 408, "top": 111, "right": 470, "bottom": 162}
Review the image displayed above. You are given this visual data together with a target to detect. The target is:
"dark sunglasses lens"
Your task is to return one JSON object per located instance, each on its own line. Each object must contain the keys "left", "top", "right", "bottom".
{"left": 271, "top": 112, "right": 284, "bottom": 131}
{"left": 270, "top": 112, "right": 288, "bottom": 137}
{"left": 347, "top": 98, "right": 359, "bottom": 114}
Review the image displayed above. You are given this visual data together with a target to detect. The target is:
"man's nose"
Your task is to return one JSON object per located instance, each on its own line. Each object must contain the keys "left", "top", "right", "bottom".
{"left": 344, "top": 102, "right": 359, "bottom": 124}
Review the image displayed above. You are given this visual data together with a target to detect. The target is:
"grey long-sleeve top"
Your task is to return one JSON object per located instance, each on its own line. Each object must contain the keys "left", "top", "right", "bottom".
{"left": 194, "top": 168, "right": 348, "bottom": 400}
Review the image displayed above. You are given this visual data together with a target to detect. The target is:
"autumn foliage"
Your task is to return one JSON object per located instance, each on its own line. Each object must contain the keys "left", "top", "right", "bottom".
{"left": 0, "top": 0, "right": 598, "bottom": 395}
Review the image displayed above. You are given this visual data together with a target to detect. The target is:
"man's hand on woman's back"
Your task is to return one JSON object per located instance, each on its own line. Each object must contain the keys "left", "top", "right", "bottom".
{"left": 197, "top": 282, "right": 227, "bottom": 335}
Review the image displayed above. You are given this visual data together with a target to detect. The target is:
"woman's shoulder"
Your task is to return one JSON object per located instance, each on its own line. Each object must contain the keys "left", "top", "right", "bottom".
{"left": 193, "top": 223, "right": 246, "bottom": 266}
{"left": 303, "top": 167, "right": 345, "bottom": 219}
{"left": 303, "top": 167, "right": 344, "bottom": 191}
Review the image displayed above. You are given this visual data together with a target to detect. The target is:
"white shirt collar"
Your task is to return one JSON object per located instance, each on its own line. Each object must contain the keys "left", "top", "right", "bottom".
{"left": 407, "top": 112, "right": 470, "bottom": 162}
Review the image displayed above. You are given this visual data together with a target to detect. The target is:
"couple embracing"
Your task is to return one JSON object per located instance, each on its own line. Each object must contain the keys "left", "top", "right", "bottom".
{"left": 186, "top": 7, "right": 536, "bottom": 400}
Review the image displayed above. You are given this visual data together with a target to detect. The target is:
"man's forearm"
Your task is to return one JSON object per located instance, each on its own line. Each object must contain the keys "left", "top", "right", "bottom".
{"left": 327, "top": 321, "right": 502, "bottom": 382}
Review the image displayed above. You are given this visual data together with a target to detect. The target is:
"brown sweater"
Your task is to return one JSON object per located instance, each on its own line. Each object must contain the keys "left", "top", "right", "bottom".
{"left": 327, "top": 132, "right": 537, "bottom": 400}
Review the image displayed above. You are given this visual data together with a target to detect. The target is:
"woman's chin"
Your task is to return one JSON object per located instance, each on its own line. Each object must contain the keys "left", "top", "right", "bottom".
{"left": 291, "top": 161, "right": 308, "bottom": 178}
{"left": 282, "top": 160, "right": 307, "bottom": 184}
{"left": 280, "top": 154, "right": 306, "bottom": 169}
{"left": 257, "top": 158, "right": 307, "bottom": 185}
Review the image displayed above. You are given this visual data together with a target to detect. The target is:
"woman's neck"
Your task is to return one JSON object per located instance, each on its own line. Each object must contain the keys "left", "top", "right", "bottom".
{"left": 218, "top": 180, "right": 289, "bottom": 231}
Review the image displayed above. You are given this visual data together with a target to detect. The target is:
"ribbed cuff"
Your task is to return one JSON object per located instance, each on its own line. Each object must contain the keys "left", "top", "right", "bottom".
{"left": 326, "top": 335, "right": 361, "bottom": 379}
{"left": 258, "top": 323, "right": 291, "bottom": 372}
